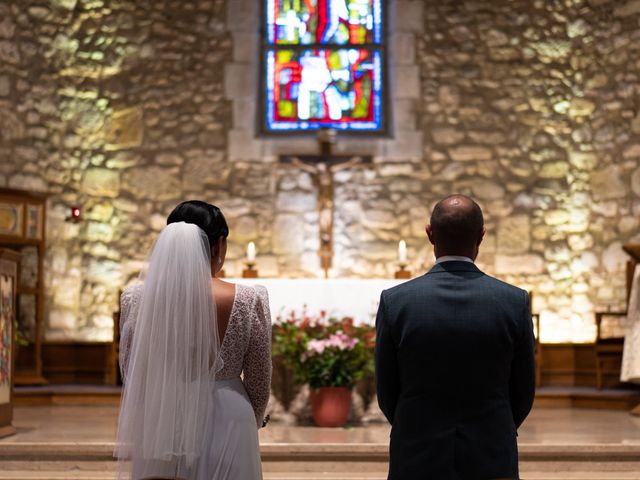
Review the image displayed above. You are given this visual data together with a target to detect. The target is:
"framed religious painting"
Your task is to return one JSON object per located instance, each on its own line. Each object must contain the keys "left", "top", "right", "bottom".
{"left": 0, "top": 248, "right": 19, "bottom": 438}
{"left": 0, "top": 202, "right": 23, "bottom": 238}
{"left": 26, "top": 204, "right": 44, "bottom": 240}
{"left": 260, "top": 0, "right": 389, "bottom": 135}
{"left": 0, "top": 188, "right": 47, "bottom": 385}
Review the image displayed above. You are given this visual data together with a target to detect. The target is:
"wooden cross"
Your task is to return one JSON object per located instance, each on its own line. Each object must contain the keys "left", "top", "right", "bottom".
{"left": 280, "top": 130, "right": 372, "bottom": 278}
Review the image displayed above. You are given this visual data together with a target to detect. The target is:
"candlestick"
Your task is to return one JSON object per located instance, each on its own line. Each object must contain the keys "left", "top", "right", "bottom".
{"left": 398, "top": 240, "right": 407, "bottom": 265}
{"left": 247, "top": 241, "right": 256, "bottom": 262}
{"left": 395, "top": 240, "right": 410, "bottom": 279}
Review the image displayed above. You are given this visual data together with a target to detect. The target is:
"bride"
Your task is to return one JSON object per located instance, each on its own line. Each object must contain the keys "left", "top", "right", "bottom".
{"left": 115, "top": 200, "right": 272, "bottom": 480}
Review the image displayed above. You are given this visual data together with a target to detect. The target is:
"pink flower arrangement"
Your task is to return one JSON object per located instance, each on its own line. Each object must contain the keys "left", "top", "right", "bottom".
{"left": 307, "top": 331, "right": 359, "bottom": 355}
{"left": 272, "top": 309, "right": 373, "bottom": 389}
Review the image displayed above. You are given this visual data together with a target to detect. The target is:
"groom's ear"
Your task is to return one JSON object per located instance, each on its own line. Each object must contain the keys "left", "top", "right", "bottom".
{"left": 426, "top": 224, "right": 435, "bottom": 245}
{"left": 477, "top": 227, "right": 486, "bottom": 246}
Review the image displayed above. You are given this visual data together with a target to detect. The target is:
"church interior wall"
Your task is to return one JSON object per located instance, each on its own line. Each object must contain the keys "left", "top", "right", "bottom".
{"left": 0, "top": 0, "right": 640, "bottom": 343}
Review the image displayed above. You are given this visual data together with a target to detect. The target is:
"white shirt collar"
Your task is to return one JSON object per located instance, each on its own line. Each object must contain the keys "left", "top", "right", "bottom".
{"left": 435, "top": 255, "right": 474, "bottom": 264}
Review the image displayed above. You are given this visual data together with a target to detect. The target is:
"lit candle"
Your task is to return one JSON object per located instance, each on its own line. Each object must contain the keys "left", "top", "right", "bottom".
{"left": 398, "top": 240, "right": 407, "bottom": 264}
{"left": 247, "top": 241, "right": 256, "bottom": 262}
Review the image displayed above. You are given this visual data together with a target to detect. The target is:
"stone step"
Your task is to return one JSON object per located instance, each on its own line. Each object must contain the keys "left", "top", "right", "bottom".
{"left": 0, "top": 472, "right": 639, "bottom": 480}
{"left": 0, "top": 442, "right": 638, "bottom": 479}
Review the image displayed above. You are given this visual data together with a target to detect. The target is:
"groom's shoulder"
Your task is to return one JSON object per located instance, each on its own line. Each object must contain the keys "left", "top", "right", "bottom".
{"left": 382, "top": 275, "right": 430, "bottom": 301}
{"left": 481, "top": 272, "right": 528, "bottom": 299}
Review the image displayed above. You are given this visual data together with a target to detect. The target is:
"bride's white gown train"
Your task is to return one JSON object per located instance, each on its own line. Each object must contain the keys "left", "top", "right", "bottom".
{"left": 119, "top": 283, "right": 272, "bottom": 480}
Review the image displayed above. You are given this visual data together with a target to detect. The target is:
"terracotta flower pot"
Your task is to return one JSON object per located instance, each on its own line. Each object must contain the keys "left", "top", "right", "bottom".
{"left": 310, "top": 387, "right": 352, "bottom": 427}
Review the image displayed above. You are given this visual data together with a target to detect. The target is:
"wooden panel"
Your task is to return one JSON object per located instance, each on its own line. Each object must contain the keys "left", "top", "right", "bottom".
{"left": 539, "top": 343, "right": 597, "bottom": 387}
{"left": 0, "top": 188, "right": 47, "bottom": 385}
{"left": 42, "top": 342, "right": 116, "bottom": 385}
{"left": 0, "top": 249, "right": 19, "bottom": 437}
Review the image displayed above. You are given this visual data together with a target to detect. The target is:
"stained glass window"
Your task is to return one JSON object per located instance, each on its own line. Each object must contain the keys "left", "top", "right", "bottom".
{"left": 263, "top": 0, "right": 385, "bottom": 133}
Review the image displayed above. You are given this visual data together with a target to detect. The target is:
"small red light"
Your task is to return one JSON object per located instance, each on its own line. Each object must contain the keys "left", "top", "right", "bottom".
{"left": 72, "top": 208, "right": 81, "bottom": 218}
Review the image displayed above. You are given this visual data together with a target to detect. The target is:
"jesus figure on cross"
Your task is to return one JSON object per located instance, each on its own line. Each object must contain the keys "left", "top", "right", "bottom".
{"left": 280, "top": 129, "right": 372, "bottom": 278}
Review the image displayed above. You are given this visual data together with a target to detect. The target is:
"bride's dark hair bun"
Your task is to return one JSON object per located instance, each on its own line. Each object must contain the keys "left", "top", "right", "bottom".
{"left": 167, "top": 200, "right": 229, "bottom": 248}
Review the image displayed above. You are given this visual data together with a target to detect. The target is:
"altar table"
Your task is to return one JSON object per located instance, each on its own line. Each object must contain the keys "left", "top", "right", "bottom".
{"left": 231, "top": 278, "right": 406, "bottom": 325}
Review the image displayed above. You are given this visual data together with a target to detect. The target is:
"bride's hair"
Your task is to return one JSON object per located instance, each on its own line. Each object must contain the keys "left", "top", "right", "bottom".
{"left": 167, "top": 200, "right": 229, "bottom": 248}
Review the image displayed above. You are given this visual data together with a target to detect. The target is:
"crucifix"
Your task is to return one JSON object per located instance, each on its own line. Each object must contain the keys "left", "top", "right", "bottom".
{"left": 280, "top": 129, "right": 372, "bottom": 278}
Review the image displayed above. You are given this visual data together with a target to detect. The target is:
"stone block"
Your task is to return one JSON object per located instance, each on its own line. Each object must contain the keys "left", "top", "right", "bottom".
{"left": 224, "top": 63, "right": 255, "bottom": 100}
{"left": 8, "top": 174, "right": 47, "bottom": 192}
{"left": 0, "top": 75, "right": 8, "bottom": 96}
{"left": 226, "top": 0, "right": 260, "bottom": 32}
{"left": 233, "top": 99, "right": 257, "bottom": 130}
{"left": 448, "top": 146, "right": 492, "bottom": 162}
{"left": 48, "top": 309, "right": 77, "bottom": 331}
{"left": 122, "top": 166, "right": 181, "bottom": 201}
{"left": 276, "top": 191, "right": 316, "bottom": 213}
{"left": 623, "top": 144, "right": 640, "bottom": 159}
{"left": 395, "top": 0, "right": 424, "bottom": 33}
{"left": 495, "top": 254, "right": 545, "bottom": 275}
{"left": 82, "top": 168, "right": 120, "bottom": 198}
{"left": 0, "top": 17, "right": 15, "bottom": 38}
{"left": 632, "top": 168, "right": 640, "bottom": 196}
{"left": 497, "top": 215, "right": 531, "bottom": 254}
{"left": 431, "top": 127, "right": 465, "bottom": 145}
{"left": 382, "top": 130, "right": 423, "bottom": 161}
{"left": 86, "top": 222, "right": 115, "bottom": 243}
{"left": 0, "top": 40, "right": 19, "bottom": 64}
{"left": 273, "top": 214, "right": 306, "bottom": 255}
{"left": 569, "top": 151, "right": 597, "bottom": 170}
{"left": 614, "top": 0, "right": 640, "bottom": 16}
{"left": 86, "top": 259, "right": 122, "bottom": 284}
{"left": 155, "top": 153, "right": 183, "bottom": 166}
{"left": 590, "top": 165, "right": 627, "bottom": 200}
{"left": 472, "top": 179, "right": 505, "bottom": 201}
{"left": 602, "top": 242, "right": 627, "bottom": 273}
{"left": 228, "top": 129, "right": 263, "bottom": 161}
{"left": 105, "top": 107, "right": 144, "bottom": 151}
{"left": 391, "top": 33, "right": 415, "bottom": 65}
{"left": 393, "top": 66, "right": 420, "bottom": 99}
{"left": 392, "top": 99, "right": 417, "bottom": 130}
{"left": 183, "top": 153, "right": 228, "bottom": 191}
{"left": 233, "top": 32, "right": 259, "bottom": 63}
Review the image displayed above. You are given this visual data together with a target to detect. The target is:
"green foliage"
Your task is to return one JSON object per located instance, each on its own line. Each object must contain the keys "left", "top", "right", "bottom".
{"left": 272, "top": 310, "right": 375, "bottom": 389}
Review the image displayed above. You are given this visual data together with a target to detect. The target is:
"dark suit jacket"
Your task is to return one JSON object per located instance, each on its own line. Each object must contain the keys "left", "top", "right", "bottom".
{"left": 375, "top": 261, "right": 535, "bottom": 480}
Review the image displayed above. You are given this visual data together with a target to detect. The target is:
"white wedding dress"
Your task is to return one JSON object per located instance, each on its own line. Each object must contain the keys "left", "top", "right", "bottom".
{"left": 118, "top": 281, "right": 272, "bottom": 480}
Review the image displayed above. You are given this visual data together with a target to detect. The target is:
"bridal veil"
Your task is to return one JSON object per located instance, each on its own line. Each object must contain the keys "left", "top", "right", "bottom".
{"left": 115, "top": 221, "right": 220, "bottom": 479}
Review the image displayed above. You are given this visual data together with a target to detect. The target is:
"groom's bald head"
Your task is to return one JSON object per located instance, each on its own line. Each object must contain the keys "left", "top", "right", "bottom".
{"left": 427, "top": 195, "right": 485, "bottom": 259}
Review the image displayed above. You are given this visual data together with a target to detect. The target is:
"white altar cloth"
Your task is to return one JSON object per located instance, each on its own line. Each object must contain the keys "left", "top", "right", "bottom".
{"left": 230, "top": 278, "right": 406, "bottom": 325}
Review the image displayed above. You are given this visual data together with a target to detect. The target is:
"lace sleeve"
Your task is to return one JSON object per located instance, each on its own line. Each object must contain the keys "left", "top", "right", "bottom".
{"left": 242, "top": 286, "right": 273, "bottom": 427}
{"left": 119, "top": 284, "right": 143, "bottom": 384}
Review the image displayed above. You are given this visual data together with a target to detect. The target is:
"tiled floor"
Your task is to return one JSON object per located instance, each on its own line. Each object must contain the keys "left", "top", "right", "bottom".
{"left": 2, "top": 405, "right": 640, "bottom": 445}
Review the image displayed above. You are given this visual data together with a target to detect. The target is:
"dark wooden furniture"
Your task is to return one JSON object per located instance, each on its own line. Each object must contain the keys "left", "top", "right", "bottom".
{"left": 593, "top": 243, "right": 640, "bottom": 390}
{"left": 0, "top": 248, "right": 20, "bottom": 437}
{"left": 595, "top": 311, "right": 626, "bottom": 390}
{"left": 0, "top": 189, "right": 47, "bottom": 385}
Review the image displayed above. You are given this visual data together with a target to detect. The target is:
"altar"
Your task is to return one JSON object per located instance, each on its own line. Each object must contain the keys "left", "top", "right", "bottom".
{"left": 232, "top": 278, "right": 406, "bottom": 325}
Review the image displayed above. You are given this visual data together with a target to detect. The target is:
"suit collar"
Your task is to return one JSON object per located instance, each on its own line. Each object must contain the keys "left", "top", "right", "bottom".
{"left": 427, "top": 261, "right": 482, "bottom": 275}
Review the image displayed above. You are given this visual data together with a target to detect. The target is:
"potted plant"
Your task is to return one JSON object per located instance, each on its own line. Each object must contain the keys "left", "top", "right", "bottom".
{"left": 272, "top": 310, "right": 374, "bottom": 427}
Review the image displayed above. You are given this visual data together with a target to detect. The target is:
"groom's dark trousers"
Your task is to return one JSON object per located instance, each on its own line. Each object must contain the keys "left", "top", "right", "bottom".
{"left": 375, "top": 261, "right": 536, "bottom": 480}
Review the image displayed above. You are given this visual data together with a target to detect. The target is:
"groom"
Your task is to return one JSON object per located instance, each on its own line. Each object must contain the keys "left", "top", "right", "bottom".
{"left": 375, "top": 195, "right": 535, "bottom": 480}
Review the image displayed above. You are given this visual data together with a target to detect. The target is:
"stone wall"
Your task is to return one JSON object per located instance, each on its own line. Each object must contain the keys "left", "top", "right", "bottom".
{"left": 1, "top": 0, "right": 640, "bottom": 342}
{"left": 1, "top": 0, "right": 232, "bottom": 339}
{"left": 417, "top": 0, "right": 640, "bottom": 341}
